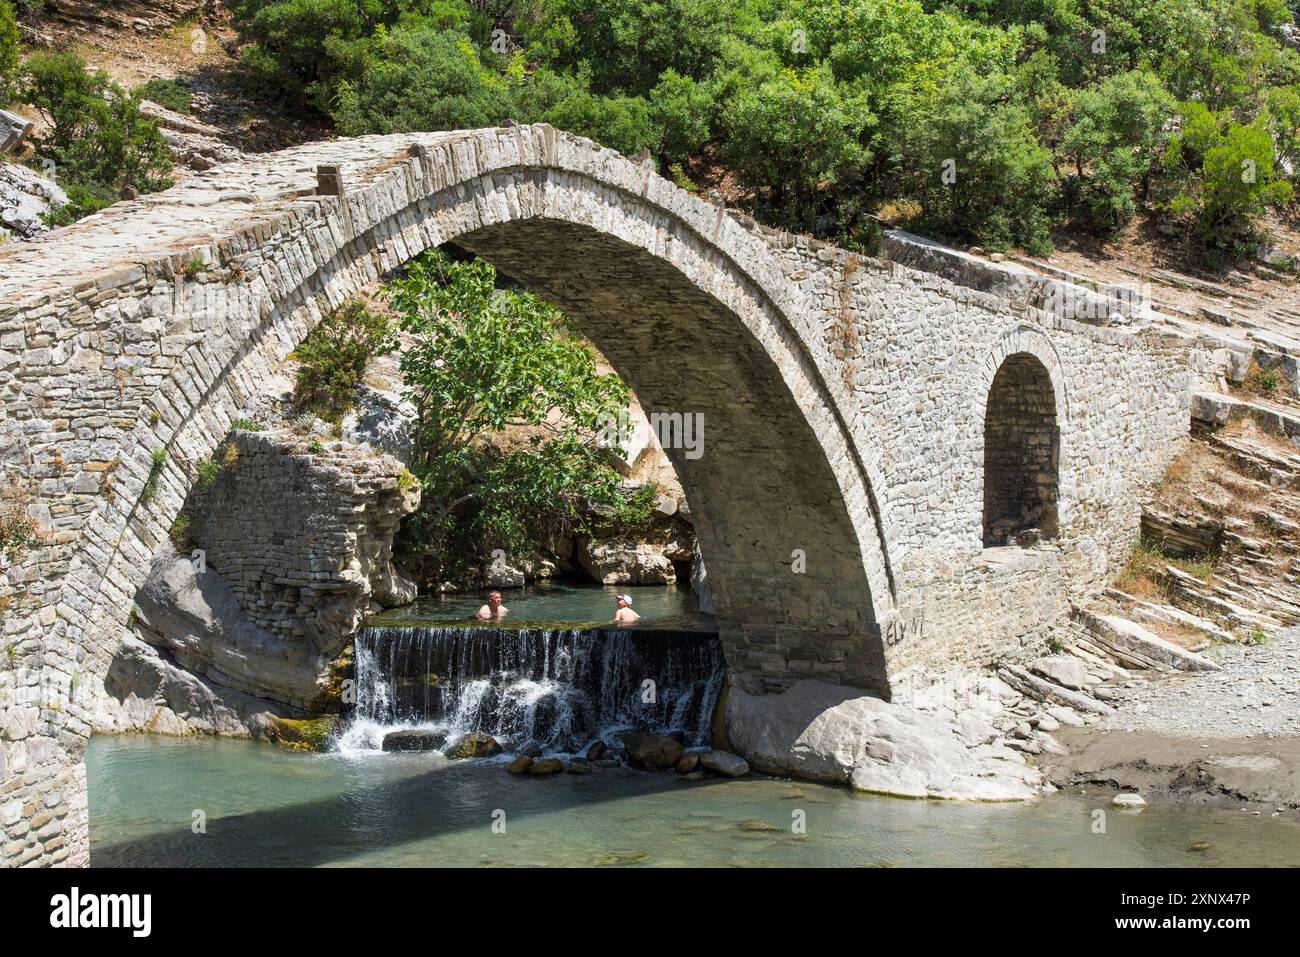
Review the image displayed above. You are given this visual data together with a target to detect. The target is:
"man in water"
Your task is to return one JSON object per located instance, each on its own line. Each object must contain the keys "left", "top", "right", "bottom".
{"left": 613, "top": 593, "right": 640, "bottom": 624}
{"left": 475, "top": 591, "right": 508, "bottom": 620}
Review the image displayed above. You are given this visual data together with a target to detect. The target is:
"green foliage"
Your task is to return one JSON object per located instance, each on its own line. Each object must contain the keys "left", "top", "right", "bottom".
{"left": 168, "top": 513, "right": 195, "bottom": 550}
{"left": 195, "top": 456, "right": 221, "bottom": 491}
{"left": 1159, "top": 102, "right": 1295, "bottom": 254}
{"left": 141, "top": 447, "right": 167, "bottom": 503}
{"left": 290, "top": 300, "right": 397, "bottom": 422}
{"left": 22, "top": 52, "right": 172, "bottom": 222}
{"left": 720, "top": 64, "right": 872, "bottom": 230}
{"left": 512, "top": 67, "right": 661, "bottom": 156}
{"left": 390, "top": 249, "right": 639, "bottom": 573}
{"left": 137, "top": 77, "right": 193, "bottom": 114}
{"left": 1246, "top": 363, "right": 1281, "bottom": 393}
{"left": 904, "top": 68, "right": 1056, "bottom": 253}
{"left": 230, "top": 418, "right": 262, "bottom": 431}
{"left": 229, "top": 0, "right": 1300, "bottom": 260}
{"left": 649, "top": 70, "right": 712, "bottom": 162}
{"left": 1057, "top": 71, "right": 1176, "bottom": 235}
{"left": 668, "top": 162, "right": 697, "bottom": 193}
{"left": 1266, "top": 84, "right": 1300, "bottom": 177}
{"left": 332, "top": 27, "right": 512, "bottom": 135}
{"left": 0, "top": 1, "right": 20, "bottom": 105}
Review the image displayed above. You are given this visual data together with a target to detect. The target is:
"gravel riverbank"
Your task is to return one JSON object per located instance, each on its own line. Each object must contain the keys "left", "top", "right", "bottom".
{"left": 1033, "top": 626, "right": 1300, "bottom": 812}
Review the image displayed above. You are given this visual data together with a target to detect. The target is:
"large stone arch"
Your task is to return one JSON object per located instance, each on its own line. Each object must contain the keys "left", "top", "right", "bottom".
{"left": 1, "top": 126, "right": 903, "bottom": 864}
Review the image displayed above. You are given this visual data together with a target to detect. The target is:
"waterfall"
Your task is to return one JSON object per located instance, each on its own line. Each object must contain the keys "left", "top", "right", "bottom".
{"left": 336, "top": 625, "right": 724, "bottom": 756}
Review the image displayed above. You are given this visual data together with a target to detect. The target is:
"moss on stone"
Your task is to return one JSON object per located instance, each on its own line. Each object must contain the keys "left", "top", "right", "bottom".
{"left": 268, "top": 714, "right": 340, "bottom": 752}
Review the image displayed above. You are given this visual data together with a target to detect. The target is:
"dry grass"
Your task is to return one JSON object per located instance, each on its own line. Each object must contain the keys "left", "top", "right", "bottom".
{"left": 1141, "top": 617, "right": 1205, "bottom": 650}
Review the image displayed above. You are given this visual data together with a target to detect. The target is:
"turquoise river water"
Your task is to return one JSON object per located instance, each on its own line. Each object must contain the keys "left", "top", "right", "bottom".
{"left": 366, "top": 580, "right": 712, "bottom": 630}
{"left": 87, "top": 735, "right": 1300, "bottom": 867}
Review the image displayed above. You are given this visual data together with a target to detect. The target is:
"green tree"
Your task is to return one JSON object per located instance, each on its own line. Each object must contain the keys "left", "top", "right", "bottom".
{"left": 512, "top": 67, "right": 661, "bottom": 156}
{"left": 1266, "top": 83, "right": 1300, "bottom": 177}
{"left": 390, "top": 249, "right": 637, "bottom": 573}
{"left": 1057, "top": 70, "right": 1175, "bottom": 235}
{"left": 719, "top": 63, "right": 872, "bottom": 230}
{"left": 516, "top": 0, "right": 750, "bottom": 96}
{"left": 904, "top": 67, "right": 1056, "bottom": 253}
{"left": 648, "top": 69, "right": 712, "bottom": 162}
{"left": 23, "top": 52, "right": 172, "bottom": 220}
{"left": 1159, "top": 101, "right": 1295, "bottom": 252}
{"left": 331, "top": 27, "right": 512, "bottom": 135}
{"left": 0, "top": 1, "right": 20, "bottom": 106}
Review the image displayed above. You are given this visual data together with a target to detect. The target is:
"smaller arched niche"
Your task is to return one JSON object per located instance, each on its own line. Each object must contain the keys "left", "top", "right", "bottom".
{"left": 982, "top": 352, "right": 1060, "bottom": 547}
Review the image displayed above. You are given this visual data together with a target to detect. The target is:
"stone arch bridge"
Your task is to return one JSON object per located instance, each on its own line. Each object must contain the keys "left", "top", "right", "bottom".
{"left": 0, "top": 126, "right": 1200, "bottom": 865}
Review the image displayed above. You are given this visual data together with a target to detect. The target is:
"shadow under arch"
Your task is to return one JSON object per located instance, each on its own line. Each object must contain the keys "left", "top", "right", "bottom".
{"left": 980, "top": 351, "right": 1061, "bottom": 547}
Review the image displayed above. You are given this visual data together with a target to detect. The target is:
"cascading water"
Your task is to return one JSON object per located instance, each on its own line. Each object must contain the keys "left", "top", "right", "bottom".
{"left": 336, "top": 625, "right": 724, "bottom": 756}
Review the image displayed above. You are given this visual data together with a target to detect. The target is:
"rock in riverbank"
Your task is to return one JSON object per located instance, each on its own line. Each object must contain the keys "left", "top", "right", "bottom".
{"left": 382, "top": 729, "right": 442, "bottom": 752}
{"left": 444, "top": 732, "right": 502, "bottom": 759}
{"left": 622, "top": 731, "right": 684, "bottom": 770}
{"left": 724, "top": 679, "right": 1042, "bottom": 801}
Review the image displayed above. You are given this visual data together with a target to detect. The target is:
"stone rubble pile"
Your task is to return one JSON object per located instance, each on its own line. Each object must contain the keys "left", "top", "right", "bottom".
{"left": 0, "top": 161, "right": 68, "bottom": 241}
{"left": 138, "top": 99, "right": 246, "bottom": 171}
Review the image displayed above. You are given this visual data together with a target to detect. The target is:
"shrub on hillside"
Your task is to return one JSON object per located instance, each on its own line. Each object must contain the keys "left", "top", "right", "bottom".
{"left": 903, "top": 68, "right": 1056, "bottom": 254}
{"left": 1158, "top": 102, "right": 1295, "bottom": 256}
{"left": 331, "top": 27, "right": 511, "bottom": 135}
{"left": 137, "top": 78, "right": 193, "bottom": 114}
{"left": 0, "top": 1, "right": 19, "bottom": 106}
{"left": 290, "top": 300, "right": 397, "bottom": 423}
{"left": 23, "top": 52, "right": 172, "bottom": 221}
{"left": 1057, "top": 71, "right": 1176, "bottom": 236}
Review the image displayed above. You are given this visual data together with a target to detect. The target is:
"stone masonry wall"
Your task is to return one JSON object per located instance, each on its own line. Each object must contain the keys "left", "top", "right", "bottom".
{"left": 0, "top": 126, "right": 1207, "bottom": 865}
{"left": 109, "top": 427, "right": 419, "bottom": 715}
{"left": 186, "top": 429, "right": 418, "bottom": 674}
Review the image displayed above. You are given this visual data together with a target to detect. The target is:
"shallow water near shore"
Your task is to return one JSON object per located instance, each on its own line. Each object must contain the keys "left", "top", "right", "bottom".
{"left": 88, "top": 735, "right": 1300, "bottom": 867}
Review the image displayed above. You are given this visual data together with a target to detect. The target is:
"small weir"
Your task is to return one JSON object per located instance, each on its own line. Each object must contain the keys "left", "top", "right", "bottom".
{"left": 337, "top": 623, "right": 724, "bottom": 755}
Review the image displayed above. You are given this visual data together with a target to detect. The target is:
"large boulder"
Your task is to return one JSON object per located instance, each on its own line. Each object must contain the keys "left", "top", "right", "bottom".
{"left": 1030, "top": 654, "right": 1089, "bottom": 691}
{"left": 724, "top": 680, "right": 1041, "bottom": 801}
{"left": 90, "top": 633, "right": 280, "bottom": 738}
{"left": 0, "top": 109, "right": 33, "bottom": 154}
{"left": 621, "top": 731, "right": 684, "bottom": 770}
{"left": 382, "top": 729, "right": 442, "bottom": 752}
{"left": 132, "top": 549, "right": 333, "bottom": 711}
{"left": 578, "top": 539, "right": 677, "bottom": 585}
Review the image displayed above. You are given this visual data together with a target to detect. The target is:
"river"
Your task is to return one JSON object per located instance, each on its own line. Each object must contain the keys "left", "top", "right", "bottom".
{"left": 88, "top": 735, "right": 1300, "bottom": 867}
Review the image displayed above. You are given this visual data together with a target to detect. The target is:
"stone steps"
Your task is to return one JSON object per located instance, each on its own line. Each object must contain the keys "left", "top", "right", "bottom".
{"left": 1073, "top": 608, "right": 1222, "bottom": 673}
